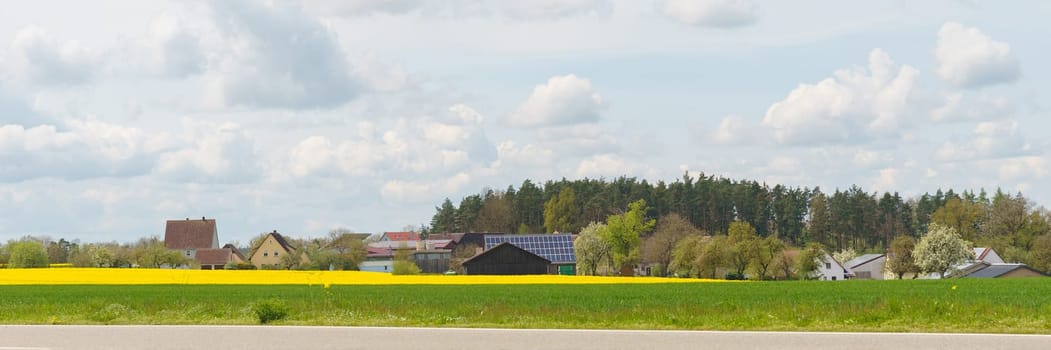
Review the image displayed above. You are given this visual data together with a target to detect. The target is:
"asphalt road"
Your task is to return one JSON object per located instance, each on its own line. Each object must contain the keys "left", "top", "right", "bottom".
{"left": 1, "top": 326, "right": 1049, "bottom": 350}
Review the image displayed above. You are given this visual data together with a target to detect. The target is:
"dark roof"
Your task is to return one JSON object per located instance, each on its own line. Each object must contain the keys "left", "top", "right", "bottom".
{"left": 164, "top": 218, "right": 217, "bottom": 250}
{"left": 426, "top": 233, "right": 465, "bottom": 243}
{"left": 965, "top": 264, "right": 1047, "bottom": 278}
{"left": 196, "top": 248, "right": 234, "bottom": 265}
{"left": 483, "top": 234, "right": 575, "bottom": 264}
{"left": 462, "top": 242, "right": 551, "bottom": 265}
{"left": 222, "top": 243, "right": 245, "bottom": 261}
{"left": 269, "top": 231, "right": 295, "bottom": 252}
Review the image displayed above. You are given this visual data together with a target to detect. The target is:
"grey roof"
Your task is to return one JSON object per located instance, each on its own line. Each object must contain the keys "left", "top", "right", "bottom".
{"left": 845, "top": 254, "right": 885, "bottom": 269}
{"left": 965, "top": 264, "right": 1043, "bottom": 278}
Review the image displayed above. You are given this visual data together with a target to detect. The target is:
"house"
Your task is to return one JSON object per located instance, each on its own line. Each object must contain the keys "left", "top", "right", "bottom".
{"left": 482, "top": 234, "right": 576, "bottom": 275}
{"left": 248, "top": 230, "right": 303, "bottom": 269}
{"left": 195, "top": 244, "right": 246, "bottom": 270}
{"left": 817, "top": 253, "right": 850, "bottom": 280}
{"left": 360, "top": 246, "right": 394, "bottom": 272}
{"left": 462, "top": 242, "right": 552, "bottom": 275}
{"left": 964, "top": 263, "right": 1048, "bottom": 278}
{"left": 845, "top": 254, "right": 886, "bottom": 280}
{"left": 923, "top": 247, "right": 1004, "bottom": 279}
{"left": 164, "top": 217, "right": 219, "bottom": 260}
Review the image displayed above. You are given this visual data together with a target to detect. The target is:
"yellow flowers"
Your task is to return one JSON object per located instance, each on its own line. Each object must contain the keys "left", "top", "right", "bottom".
{"left": 952, "top": 285, "right": 958, "bottom": 291}
{"left": 0, "top": 268, "right": 728, "bottom": 285}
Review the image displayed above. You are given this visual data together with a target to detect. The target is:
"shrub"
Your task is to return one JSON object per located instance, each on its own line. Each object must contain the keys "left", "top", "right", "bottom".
{"left": 8, "top": 241, "right": 49, "bottom": 268}
{"left": 90, "top": 303, "right": 130, "bottom": 324}
{"left": 252, "top": 299, "right": 288, "bottom": 324}
{"left": 392, "top": 260, "right": 421, "bottom": 275}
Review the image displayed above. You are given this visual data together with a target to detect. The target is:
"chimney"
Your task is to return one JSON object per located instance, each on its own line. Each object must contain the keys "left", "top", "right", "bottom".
{"left": 185, "top": 218, "right": 189, "bottom": 221}
{"left": 202, "top": 216, "right": 206, "bottom": 221}
{"left": 272, "top": 230, "right": 277, "bottom": 234}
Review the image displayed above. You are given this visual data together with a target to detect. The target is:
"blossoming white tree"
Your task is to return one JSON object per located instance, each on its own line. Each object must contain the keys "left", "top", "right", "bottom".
{"left": 914, "top": 223, "right": 974, "bottom": 278}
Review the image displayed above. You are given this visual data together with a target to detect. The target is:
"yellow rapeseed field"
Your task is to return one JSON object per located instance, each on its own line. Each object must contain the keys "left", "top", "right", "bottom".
{"left": 0, "top": 268, "right": 728, "bottom": 285}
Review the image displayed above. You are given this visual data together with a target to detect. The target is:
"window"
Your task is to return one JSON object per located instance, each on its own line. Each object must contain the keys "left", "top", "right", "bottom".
{"left": 185, "top": 250, "right": 191, "bottom": 256}
{"left": 274, "top": 251, "right": 279, "bottom": 257}
{"left": 825, "top": 262, "right": 831, "bottom": 269}
{"left": 832, "top": 276, "right": 837, "bottom": 281}
{"left": 263, "top": 251, "right": 268, "bottom": 257}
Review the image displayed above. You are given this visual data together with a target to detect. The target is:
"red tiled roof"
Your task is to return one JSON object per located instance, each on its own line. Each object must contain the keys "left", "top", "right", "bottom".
{"left": 164, "top": 218, "right": 217, "bottom": 250}
{"left": 196, "top": 248, "right": 234, "bottom": 266}
{"left": 383, "top": 231, "right": 419, "bottom": 241}
{"left": 367, "top": 246, "right": 393, "bottom": 258}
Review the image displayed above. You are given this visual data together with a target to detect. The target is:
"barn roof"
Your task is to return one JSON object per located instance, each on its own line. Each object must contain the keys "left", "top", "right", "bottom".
{"left": 483, "top": 234, "right": 575, "bottom": 264}
{"left": 462, "top": 242, "right": 551, "bottom": 265}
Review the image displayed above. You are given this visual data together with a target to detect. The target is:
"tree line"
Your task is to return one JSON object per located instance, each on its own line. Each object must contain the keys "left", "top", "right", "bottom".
{"left": 426, "top": 173, "right": 1051, "bottom": 273}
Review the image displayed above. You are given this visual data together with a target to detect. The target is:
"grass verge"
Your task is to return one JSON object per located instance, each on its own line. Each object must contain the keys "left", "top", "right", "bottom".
{"left": 0, "top": 279, "right": 1048, "bottom": 333}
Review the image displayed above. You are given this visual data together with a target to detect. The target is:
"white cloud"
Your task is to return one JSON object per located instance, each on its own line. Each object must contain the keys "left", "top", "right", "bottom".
{"left": 153, "top": 120, "right": 260, "bottom": 183}
{"left": 997, "top": 157, "right": 1047, "bottom": 181}
{"left": 204, "top": 0, "right": 359, "bottom": 109}
{"left": 309, "top": 0, "right": 612, "bottom": 19}
{"left": 935, "top": 22, "right": 1020, "bottom": 88}
{"left": 660, "top": 0, "right": 758, "bottom": 28}
{"left": 761, "top": 49, "right": 919, "bottom": 145}
{"left": 509, "top": 74, "right": 604, "bottom": 127}
{"left": 287, "top": 106, "right": 496, "bottom": 179}
{"left": 853, "top": 149, "right": 893, "bottom": 168}
{"left": 0, "top": 120, "right": 153, "bottom": 181}
{"left": 500, "top": 0, "right": 613, "bottom": 19}
{"left": 494, "top": 140, "right": 553, "bottom": 169}
{"left": 930, "top": 92, "right": 1013, "bottom": 122}
{"left": 535, "top": 123, "right": 618, "bottom": 156}
{"left": 871, "top": 167, "right": 898, "bottom": 193}
{"left": 935, "top": 120, "right": 1031, "bottom": 162}
{"left": 143, "top": 14, "right": 205, "bottom": 78}
{"left": 6, "top": 26, "right": 100, "bottom": 86}
{"left": 381, "top": 173, "right": 471, "bottom": 203}
{"left": 575, "top": 154, "right": 645, "bottom": 179}
{"left": 712, "top": 115, "right": 759, "bottom": 145}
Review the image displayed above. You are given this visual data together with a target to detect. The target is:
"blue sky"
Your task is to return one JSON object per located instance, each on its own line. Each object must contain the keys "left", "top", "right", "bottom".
{"left": 0, "top": 0, "right": 1048, "bottom": 245}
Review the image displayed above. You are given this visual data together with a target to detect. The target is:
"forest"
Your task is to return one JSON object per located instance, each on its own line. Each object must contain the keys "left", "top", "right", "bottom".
{"left": 426, "top": 173, "right": 1051, "bottom": 271}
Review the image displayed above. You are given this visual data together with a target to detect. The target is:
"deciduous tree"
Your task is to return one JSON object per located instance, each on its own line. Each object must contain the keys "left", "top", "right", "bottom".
{"left": 886, "top": 235, "right": 918, "bottom": 279}
{"left": 574, "top": 222, "right": 612, "bottom": 276}
{"left": 543, "top": 187, "right": 579, "bottom": 233}
{"left": 914, "top": 223, "right": 974, "bottom": 278}
{"left": 642, "top": 213, "right": 701, "bottom": 276}
{"left": 7, "top": 240, "right": 48, "bottom": 268}
{"left": 602, "top": 199, "right": 655, "bottom": 274}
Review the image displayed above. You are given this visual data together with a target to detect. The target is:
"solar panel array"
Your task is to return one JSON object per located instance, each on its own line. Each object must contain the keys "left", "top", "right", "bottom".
{"left": 484, "top": 234, "right": 576, "bottom": 263}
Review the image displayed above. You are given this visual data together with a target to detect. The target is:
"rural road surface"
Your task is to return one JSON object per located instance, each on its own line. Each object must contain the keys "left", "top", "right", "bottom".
{"left": 1, "top": 325, "right": 1049, "bottom": 350}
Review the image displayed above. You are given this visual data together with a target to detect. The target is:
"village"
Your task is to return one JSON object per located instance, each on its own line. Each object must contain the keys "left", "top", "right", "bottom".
{"left": 161, "top": 217, "right": 1045, "bottom": 280}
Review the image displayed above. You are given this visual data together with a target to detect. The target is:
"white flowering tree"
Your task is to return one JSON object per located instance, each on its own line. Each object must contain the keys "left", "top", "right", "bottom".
{"left": 914, "top": 223, "right": 974, "bottom": 278}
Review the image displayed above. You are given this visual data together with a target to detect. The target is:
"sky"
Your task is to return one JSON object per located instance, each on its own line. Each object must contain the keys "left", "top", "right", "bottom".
{"left": 0, "top": 0, "right": 1049, "bottom": 245}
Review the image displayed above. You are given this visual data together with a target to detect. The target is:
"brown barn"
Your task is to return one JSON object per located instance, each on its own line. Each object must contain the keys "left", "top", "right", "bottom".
{"left": 462, "top": 242, "right": 551, "bottom": 275}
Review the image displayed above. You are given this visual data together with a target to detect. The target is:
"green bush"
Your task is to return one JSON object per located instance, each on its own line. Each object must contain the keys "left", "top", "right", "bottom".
{"left": 90, "top": 303, "right": 130, "bottom": 324}
{"left": 8, "top": 241, "right": 48, "bottom": 268}
{"left": 392, "top": 260, "right": 421, "bottom": 275}
{"left": 252, "top": 299, "right": 288, "bottom": 324}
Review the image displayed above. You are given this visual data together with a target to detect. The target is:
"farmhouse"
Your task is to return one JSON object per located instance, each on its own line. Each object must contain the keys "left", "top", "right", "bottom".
{"left": 248, "top": 230, "right": 306, "bottom": 269}
{"left": 164, "top": 217, "right": 219, "bottom": 259}
{"left": 164, "top": 217, "right": 245, "bottom": 269}
{"left": 462, "top": 242, "right": 552, "bottom": 275}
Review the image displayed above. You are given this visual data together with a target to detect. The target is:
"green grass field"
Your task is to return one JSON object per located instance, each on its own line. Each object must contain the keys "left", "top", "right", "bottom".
{"left": 1, "top": 278, "right": 1049, "bottom": 333}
